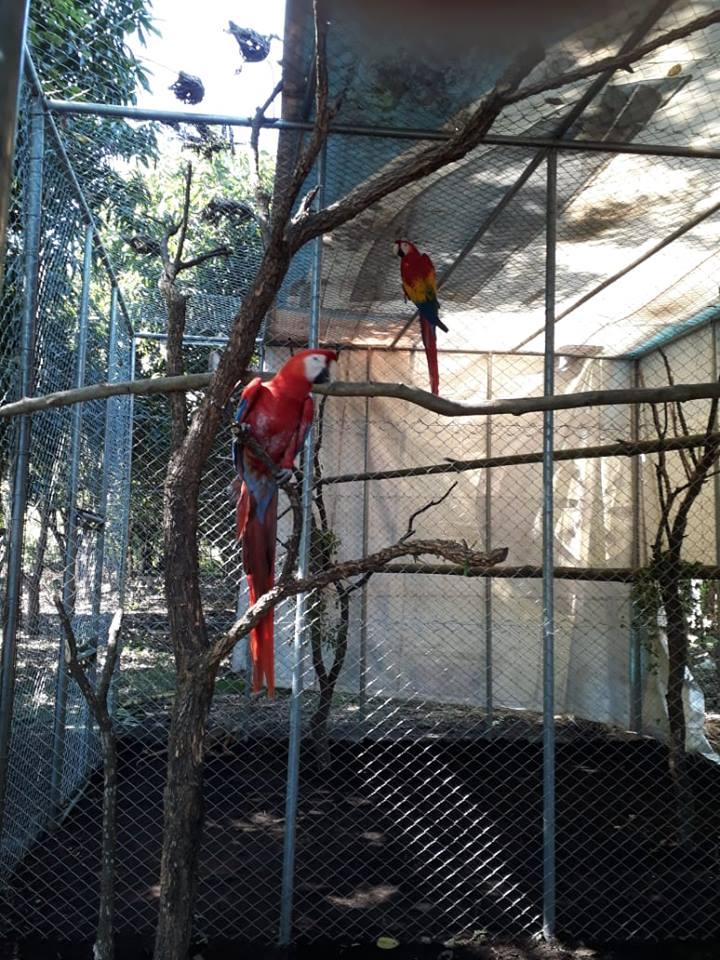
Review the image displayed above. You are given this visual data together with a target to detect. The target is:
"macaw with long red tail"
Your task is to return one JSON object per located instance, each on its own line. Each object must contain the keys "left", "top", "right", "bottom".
{"left": 395, "top": 239, "right": 448, "bottom": 396}
{"left": 232, "top": 348, "right": 337, "bottom": 697}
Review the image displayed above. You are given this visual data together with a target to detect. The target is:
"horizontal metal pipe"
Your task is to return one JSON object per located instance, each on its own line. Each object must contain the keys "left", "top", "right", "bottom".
{"left": 43, "top": 96, "right": 720, "bottom": 161}
{"left": 144, "top": 329, "right": 605, "bottom": 361}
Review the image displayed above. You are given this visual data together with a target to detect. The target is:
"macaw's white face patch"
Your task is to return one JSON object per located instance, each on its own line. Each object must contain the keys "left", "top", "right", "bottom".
{"left": 303, "top": 352, "right": 333, "bottom": 384}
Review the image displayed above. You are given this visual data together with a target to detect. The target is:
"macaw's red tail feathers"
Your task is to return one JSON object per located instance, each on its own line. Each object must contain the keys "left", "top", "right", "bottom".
{"left": 242, "top": 492, "right": 278, "bottom": 697}
{"left": 420, "top": 317, "right": 440, "bottom": 396}
{"left": 248, "top": 604, "right": 275, "bottom": 697}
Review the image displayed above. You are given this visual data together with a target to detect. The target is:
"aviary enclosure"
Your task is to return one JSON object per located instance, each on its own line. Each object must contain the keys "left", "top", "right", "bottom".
{"left": 2, "top": 0, "right": 720, "bottom": 954}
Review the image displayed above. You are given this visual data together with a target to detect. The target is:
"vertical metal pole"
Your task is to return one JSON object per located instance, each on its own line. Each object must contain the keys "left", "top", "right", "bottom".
{"left": 484, "top": 354, "right": 494, "bottom": 732}
{"left": 108, "top": 331, "right": 135, "bottom": 719}
{"left": 91, "top": 286, "right": 119, "bottom": 639}
{"left": 629, "top": 359, "right": 643, "bottom": 732}
{"left": 359, "top": 349, "right": 372, "bottom": 718}
{"left": 542, "top": 151, "right": 557, "bottom": 942}
{"left": 0, "top": 96, "right": 43, "bottom": 836}
{"left": 118, "top": 332, "right": 136, "bottom": 607}
{"left": 712, "top": 323, "right": 720, "bottom": 569}
{"left": 279, "top": 145, "right": 325, "bottom": 945}
{"left": 0, "top": 0, "right": 30, "bottom": 288}
{"left": 49, "top": 221, "right": 93, "bottom": 815}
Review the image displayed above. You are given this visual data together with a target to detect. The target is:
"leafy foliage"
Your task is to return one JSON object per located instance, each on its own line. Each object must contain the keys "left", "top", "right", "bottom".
{"left": 28, "top": 0, "right": 160, "bottom": 223}
{"left": 29, "top": 0, "right": 157, "bottom": 103}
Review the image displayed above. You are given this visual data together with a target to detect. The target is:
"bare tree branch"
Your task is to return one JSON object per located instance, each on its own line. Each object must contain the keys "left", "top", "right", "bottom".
{"left": 321, "top": 430, "right": 720, "bottom": 484}
{"left": 177, "top": 244, "right": 233, "bottom": 272}
{"left": 659, "top": 349, "right": 698, "bottom": 476}
{"left": 11, "top": 376, "right": 720, "bottom": 422}
{"left": 285, "top": 39, "right": 545, "bottom": 252}
{"left": 208, "top": 539, "right": 509, "bottom": 669}
{"left": 504, "top": 9, "right": 720, "bottom": 108}
{"left": 275, "top": 0, "right": 333, "bottom": 233}
{"left": 98, "top": 609, "right": 123, "bottom": 706}
{"left": 53, "top": 595, "right": 122, "bottom": 960}
{"left": 402, "top": 481, "right": 458, "bottom": 540}
{"left": 54, "top": 594, "right": 100, "bottom": 716}
{"left": 173, "top": 161, "right": 193, "bottom": 273}
{"left": 250, "top": 78, "right": 283, "bottom": 243}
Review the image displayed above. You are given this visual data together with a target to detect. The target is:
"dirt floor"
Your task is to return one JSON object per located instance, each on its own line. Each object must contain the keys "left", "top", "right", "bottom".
{"left": 2, "top": 936, "right": 720, "bottom": 959}
{"left": 1, "top": 736, "right": 719, "bottom": 957}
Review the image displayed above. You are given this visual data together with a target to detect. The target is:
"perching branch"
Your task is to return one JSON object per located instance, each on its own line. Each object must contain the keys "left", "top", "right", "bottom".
{"left": 11, "top": 375, "right": 720, "bottom": 422}
{"left": 54, "top": 595, "right": 122, "bottom": 960}
{"left": 321, "top": 430, "right": 720, "bottom": 485}
{"left": 209, "top": 539, "right": 509, "bottom": 669}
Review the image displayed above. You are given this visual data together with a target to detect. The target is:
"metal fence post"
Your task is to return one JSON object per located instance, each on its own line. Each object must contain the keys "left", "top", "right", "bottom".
{"left": 712, "top": 322, "right": 720, "bottom": 570}
{"left": 91, "top": 285, "right": 119, "bottom": 631}
{"left": 107, "top": 330, "right": 134, "bottom": 720}
{"left": 117, "top": 332, "right": 136, "bottom": 609}
{"left": 49, "top": 221, "right": 93, "bottom": 816}
{"left": 485, "top": 354, "right": 494, "bottom": 729}
{"left": 359, "top": 348, "right": 372, "bottom": 718}
{"left": 542, "top": 150, "right": 557, "bottom": 942}
{"left": 0, "top": 95, "right": 43, "bottom": 838}
{"left": 279, "top": 145, "right": 326, "bottom": 945}
{"left": 629, "top": 360, "right": 644, "bottom": 732}
{"left": 0, "top": 0, "right": 30, "bottom": 288}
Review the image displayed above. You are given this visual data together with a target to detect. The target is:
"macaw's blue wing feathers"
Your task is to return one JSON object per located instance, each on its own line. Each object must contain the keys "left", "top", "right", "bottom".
{"left": 397, "top": 241, "right": 447, "bottom": 394}
{"left": 231, "top": 352, "right": 335, "bottom": 697}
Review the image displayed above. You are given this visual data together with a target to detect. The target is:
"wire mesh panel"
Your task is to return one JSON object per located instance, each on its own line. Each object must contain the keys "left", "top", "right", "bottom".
{"left": 0, "top": 93, "right": 134, "bottom": 923}
{"left": 5, "top": 0, "right": 720, "bottom": 950}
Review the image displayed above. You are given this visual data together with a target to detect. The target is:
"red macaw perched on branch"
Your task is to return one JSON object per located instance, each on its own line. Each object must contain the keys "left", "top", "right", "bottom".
{"left": 232, "top": 349, "right": 337, "bottom": 696}
{"left": 395, "top": 239, "right": 448, "bottom": 396}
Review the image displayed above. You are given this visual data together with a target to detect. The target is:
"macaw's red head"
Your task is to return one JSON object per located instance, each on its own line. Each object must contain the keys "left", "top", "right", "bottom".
{"left": 395, "top": 239, "right": 419, "bottom": 259}
{"left": 278, "top": 348, "right": 338, "bottom": 387}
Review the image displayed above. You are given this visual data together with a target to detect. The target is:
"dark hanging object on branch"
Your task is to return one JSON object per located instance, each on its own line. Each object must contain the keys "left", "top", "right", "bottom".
{"left": 226, "top": 22, "right": 273, "bottom": 68}
{"left": 126, "top": 234, "right": 161, "bottom": 256}
{"left": 201, "top": 196, "right": 254, "bottom": 226}
{"left": 169, "top": 71, "right": 206, "bottom": 105}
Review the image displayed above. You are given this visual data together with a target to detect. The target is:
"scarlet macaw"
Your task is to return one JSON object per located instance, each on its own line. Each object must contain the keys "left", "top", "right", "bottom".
{"left": 232, "top": 348, "right": 337, "bottom": 697}
{"left": 395, "top": 239, "right": 448, "bottom": 396}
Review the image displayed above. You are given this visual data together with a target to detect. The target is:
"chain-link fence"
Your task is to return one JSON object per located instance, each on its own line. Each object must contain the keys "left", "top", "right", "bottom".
{"left": 3, "top": 0, "right": 720, "bottom": 951}
{"left": 0, "top": 75, "right": 134, "bottom": 910}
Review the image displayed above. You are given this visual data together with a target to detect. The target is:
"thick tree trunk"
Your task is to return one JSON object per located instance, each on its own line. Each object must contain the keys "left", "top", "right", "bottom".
{"left": 657, "top": 553, "right": 695, "bottom": 842}
{"left": 154, "top": 456, "right": 213, "bottom": 960}
{"left": 310, "top": 588, "right": 349, "bottom": 770}
{"left": 162, "top": 283, "right": 188, "bottom": 452}
{"left": 153, "top": 656, "right": 216, "bottom": 960}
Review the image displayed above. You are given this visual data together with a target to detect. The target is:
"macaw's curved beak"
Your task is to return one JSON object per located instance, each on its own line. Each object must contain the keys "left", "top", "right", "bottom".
{"left": 395, "top": 243, "right": 403, "bottom": 258}
{"left": 314, "top": 365, "right": 331, "bottom": 384}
